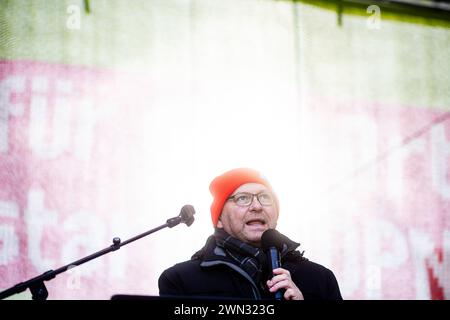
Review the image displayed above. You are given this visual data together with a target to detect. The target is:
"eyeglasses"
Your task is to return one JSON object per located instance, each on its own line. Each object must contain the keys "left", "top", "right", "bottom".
{"left": 227, "top": 192, "right": 274, "bottom": 207}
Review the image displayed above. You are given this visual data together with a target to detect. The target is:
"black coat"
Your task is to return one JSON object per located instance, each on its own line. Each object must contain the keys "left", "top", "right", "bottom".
{"left": 158, "top": 233, "right": 342, "bottom": 300}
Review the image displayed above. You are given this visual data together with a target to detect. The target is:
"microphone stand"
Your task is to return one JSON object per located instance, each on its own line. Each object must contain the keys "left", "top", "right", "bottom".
{"left": 0, "top": 207, "right": 195, "bottom": 300}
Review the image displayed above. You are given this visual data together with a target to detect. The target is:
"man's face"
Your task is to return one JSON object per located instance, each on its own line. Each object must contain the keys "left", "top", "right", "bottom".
{"left": 217, "top": 183, "right": 279, "bottom": 247}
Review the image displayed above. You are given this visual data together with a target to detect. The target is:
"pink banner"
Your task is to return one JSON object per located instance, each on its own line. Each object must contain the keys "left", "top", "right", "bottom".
{"left": 0, "top": 60, "right": 449, "bottom": 299}
{"left": 0, "top": 60, "right": 153, "bottom": 298}
{"left": 305, "top": 98, "right": 450, "bottom": 299}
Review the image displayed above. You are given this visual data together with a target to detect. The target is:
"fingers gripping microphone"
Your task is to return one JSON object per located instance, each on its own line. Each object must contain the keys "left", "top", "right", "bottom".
{"left": 261, "top": 229, "right": 284, "bottom": 300}
{"left": 166, "top": 205, "right": 195, "bottom": 228}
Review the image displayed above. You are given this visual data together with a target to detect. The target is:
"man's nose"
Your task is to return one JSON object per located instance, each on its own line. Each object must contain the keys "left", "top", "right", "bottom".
{"left": 249, "top": 195, "right": 263, "bottom": 211}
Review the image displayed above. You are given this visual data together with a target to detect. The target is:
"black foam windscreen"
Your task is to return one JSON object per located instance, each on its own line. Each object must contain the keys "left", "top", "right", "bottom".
{"left": 261, "top": 229, "right": 284, "bottom": 251}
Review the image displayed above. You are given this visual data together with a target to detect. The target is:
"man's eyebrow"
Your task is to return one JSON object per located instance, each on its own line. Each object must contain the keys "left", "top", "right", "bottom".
{"left": 231, "top": 190, "right": 268, "bottom": 196}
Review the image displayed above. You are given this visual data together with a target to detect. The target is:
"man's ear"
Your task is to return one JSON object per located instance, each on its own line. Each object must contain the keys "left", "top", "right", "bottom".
{"left": 216, "top": 219, "right": 223, "bottom": 228}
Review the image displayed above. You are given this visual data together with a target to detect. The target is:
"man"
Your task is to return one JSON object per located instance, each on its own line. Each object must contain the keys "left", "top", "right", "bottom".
{"left": 158, "top": 168, "right": 342, "bottom": 300}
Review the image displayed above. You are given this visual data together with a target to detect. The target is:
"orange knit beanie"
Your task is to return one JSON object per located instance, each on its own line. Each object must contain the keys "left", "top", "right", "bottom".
{"left": 209, "top": 168, "right": 277, "bottom": 227}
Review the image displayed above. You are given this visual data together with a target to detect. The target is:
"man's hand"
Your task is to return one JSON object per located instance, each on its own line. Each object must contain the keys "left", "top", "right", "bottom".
{"left": 266, "top": 268, "right": 304, "bottom": 300}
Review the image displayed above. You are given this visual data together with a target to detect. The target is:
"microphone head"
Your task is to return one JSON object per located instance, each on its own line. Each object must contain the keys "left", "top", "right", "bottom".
{"left": 180, "top": 205, "right": 195, "bottom": 227}
{"left": 261, "top": 229, "right": 284, "bottom": 251}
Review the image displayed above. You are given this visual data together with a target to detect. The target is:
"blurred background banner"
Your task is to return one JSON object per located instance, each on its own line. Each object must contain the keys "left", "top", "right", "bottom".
{"left": 0, "top": 0, "right": 449, "bottom": 299}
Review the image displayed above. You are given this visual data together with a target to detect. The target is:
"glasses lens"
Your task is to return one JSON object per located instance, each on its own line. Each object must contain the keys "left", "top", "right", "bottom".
{"left": 234, "top": 193, "right": 252, "bottom": 206}
{"left": 258, "top": 192, "right": 273, "bottom": 205}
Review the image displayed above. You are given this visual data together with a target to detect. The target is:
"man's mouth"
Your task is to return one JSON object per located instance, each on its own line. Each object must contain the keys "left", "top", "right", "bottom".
{"left": 245, "top": 218, "right": 266, "bottom": 226}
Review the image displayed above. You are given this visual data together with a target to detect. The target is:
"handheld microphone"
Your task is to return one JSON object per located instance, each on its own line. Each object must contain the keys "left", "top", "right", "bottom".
{"left": 261, "top": 229, "right": 284, "bottom": 300}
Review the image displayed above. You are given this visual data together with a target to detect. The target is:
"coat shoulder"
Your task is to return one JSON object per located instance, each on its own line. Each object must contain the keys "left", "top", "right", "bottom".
{"left": 159, "top": 259, "right": 200, "bottom": 281}
{"left": 287, "top": 259, "right": 343, "bottom": 300}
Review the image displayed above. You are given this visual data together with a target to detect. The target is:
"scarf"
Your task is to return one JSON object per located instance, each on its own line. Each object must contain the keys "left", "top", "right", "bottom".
{"left": 214, "top": 228, "right": 267, "bottom": 287}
